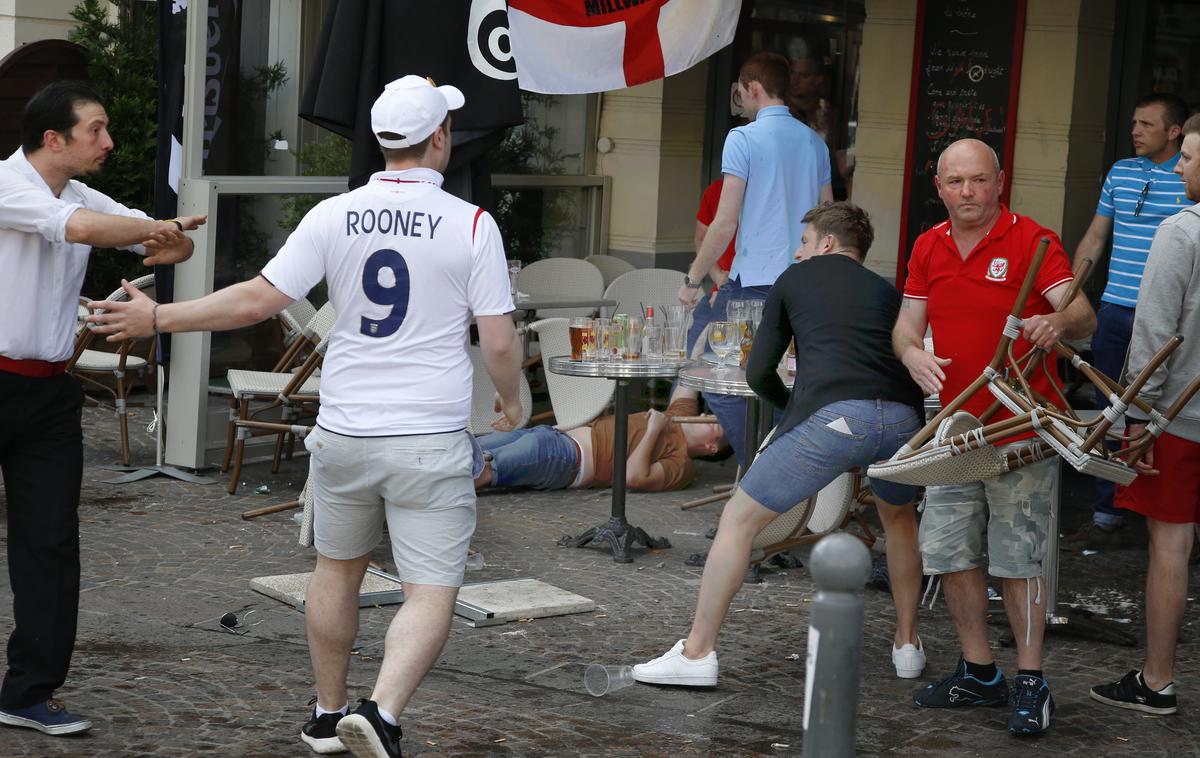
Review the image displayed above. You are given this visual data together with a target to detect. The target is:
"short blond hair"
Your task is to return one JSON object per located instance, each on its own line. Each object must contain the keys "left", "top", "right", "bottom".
{"left": 1183, "top": 113, "right": 1200, "bottom": 138}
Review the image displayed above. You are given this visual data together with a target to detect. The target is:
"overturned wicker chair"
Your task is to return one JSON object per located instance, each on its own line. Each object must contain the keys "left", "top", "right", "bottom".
{"left": 869, "top": 240, "right": 1200, "bottom": 488}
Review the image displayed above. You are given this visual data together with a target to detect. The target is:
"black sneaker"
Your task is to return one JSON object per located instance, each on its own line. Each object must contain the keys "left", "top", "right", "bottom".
{"left": 913, "top": 658, "right": 1008, "bottom": 708}
{"left": 1007, "top": 674, "right": 1055, "bottom": 735}
{"left": 1090, "top": 670, "right": 1177, "bottom": 715}
{"left": 301, "top": 697, "right": 347, "bottom": 754}
{"left": 336, "top": 699, "right": 403, "bottom": 758}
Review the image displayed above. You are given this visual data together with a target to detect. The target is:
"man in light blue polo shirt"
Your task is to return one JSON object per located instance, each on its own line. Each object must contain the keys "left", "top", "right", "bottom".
{"left": 678, "top": 51, "right": 832, "bottom": 464}
{"left": 1069, "top": 93, "right": 1191, "bottom": 548}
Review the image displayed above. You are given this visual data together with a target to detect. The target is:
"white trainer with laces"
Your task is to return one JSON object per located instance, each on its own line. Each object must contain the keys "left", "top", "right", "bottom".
{"left": 632, "top": 639, "right": 718, "bottom": 687}
{"left": 892, "top": 638, "right": 926, "bottom": 679}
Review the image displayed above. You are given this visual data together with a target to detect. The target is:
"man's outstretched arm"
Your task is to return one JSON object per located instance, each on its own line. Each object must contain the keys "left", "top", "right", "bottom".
{"left": 86, "top": 275, "right": 293, "bottom": 341}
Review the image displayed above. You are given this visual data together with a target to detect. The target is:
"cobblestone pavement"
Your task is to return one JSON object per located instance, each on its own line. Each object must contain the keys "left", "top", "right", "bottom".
{"left": 0, "top": 404, "right": 1197, "bottom": 756}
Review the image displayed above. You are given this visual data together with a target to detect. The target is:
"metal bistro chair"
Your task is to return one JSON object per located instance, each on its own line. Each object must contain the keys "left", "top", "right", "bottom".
{"left": 221, "top": 302, "right": 335, "bottom": 494}
{"left": 68, "top": 274, "right": 158, "bottom": 466}
{"left": 526, "top": 318, "right": 615, "bottom": 429}
{"left": 584, "top": 254, "right": 636, "bottom": 289}
{"left": 602, "top": 267, "right": 685, "bottom": 319}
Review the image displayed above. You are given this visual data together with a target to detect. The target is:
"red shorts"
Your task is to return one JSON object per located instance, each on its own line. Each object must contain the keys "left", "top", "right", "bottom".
{"left": 1116, "top": 431, "right": 1200, "bottom": 524}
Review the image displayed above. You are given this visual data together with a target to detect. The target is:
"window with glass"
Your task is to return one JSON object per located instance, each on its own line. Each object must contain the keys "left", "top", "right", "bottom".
{"left": 705, "top": 0, "right": 865, "bottom": 200}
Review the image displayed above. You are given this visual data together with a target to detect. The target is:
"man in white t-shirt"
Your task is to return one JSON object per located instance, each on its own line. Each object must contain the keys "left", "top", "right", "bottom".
{"left": 88, "top": 76, "right": 523, "bottom": 758}
{"left": 0, "top": 80, "right": 203, "bottom": 739}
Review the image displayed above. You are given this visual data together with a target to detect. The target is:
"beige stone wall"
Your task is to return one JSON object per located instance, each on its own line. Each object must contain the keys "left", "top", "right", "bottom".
{"left": 850, "top": 0, "right": 918, "bottom": 280}
{"left": 0, "top": 0, "right": 79, "bottom": 53}
{"left": 854, "top": 0, "right": 1115, "bottom": 279}
{"left": 598, "top": 63, "right": 708, "bottom": 271}
{"left": 1009, "top": 0, "right": 1114, "bottom": 251}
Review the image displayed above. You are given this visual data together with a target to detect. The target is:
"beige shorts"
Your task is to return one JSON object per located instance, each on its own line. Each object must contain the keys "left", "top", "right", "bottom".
{"left": 304, "top": 426, "right": 476, "bottom": 587}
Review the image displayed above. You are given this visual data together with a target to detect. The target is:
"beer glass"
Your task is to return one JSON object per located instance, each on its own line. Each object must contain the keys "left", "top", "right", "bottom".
{"left": 569, "top": 317, "right": 590, "bottom": 361}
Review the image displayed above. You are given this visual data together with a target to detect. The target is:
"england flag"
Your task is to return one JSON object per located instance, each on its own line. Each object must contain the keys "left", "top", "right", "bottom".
{"left": 507, "top": 0, "right": 742, "bottom": 94}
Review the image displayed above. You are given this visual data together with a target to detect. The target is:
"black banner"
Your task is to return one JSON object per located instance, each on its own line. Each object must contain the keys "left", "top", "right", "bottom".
{"left": 153, "top": 0, "right": 188, "bottom": 324}
{"left": 153, "top": 0, "right": 242, "bottom": 358}
{"left": 898, "top": 0, "right": 1026, "bottom": 282}
{"left": 300, "top": 0, "right": 524, "bottom": 196}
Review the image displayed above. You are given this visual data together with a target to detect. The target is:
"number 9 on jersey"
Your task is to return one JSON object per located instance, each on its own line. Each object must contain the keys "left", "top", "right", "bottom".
{"left": 361, "top": 248, "right": 410, "bottom": 338}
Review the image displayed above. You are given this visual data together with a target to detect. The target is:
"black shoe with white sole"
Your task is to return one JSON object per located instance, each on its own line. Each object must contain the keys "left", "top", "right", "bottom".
{"left": 301, "top": 700, "right": 347, "bottom": 754}
{"left": 336, "top": 699, "right": 403, "bottom": 758}
{"left": 1007, "top": 674, "right": 1055, "bottom": 735}
{"left": 913, "top": 658, "right": 1008, "bottom": 708}
{"left": 1090, "top": 670, "right": 1177, "bottom": 715}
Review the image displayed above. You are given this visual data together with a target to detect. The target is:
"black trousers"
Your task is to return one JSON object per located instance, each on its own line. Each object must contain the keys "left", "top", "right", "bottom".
{"left": 0, "top": 371, "right": 84, "bottom": 709}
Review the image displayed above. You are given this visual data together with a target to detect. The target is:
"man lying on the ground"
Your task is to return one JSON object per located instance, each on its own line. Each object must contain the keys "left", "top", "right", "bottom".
{"left": 474, "top": 384, "right": 728, "bottom": 493}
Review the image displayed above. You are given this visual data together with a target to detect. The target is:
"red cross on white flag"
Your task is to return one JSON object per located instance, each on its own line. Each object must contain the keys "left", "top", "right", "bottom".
{"left": 506, "top": 0, "right": 741, "bottom": 94}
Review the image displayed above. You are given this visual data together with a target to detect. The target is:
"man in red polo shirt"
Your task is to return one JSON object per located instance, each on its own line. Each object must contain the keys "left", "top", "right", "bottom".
{"left": 892, "top": 139, "right": 1095, "bottom": 736}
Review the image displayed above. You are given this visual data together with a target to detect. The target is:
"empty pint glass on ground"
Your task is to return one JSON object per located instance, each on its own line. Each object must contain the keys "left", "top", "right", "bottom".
{"left": 569, "top": 317, "right": 591, "bottom": 361}
{"left": 584, "top": 664, "right": 635, "bottom": 696}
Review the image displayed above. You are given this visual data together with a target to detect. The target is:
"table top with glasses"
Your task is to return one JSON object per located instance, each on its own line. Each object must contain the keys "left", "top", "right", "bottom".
{"left": 549, "top": 355, "right": 691, "bottom": 379}
{"left": 677, "top": 364, "right": 794, "bottom": 396}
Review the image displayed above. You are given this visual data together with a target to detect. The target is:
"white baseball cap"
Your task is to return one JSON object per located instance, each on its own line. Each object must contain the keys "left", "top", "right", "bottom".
{"left": 370, "top": 75, "right": 465, "bottom": 149}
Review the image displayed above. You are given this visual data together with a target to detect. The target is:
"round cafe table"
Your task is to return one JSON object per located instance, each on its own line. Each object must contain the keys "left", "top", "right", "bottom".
{"left": 548, "top": 355, "right": 691, "bottom": 563}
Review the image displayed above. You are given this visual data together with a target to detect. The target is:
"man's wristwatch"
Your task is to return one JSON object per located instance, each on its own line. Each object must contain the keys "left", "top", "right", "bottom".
{"left": 683, "top": 273, "right": 703, "bottom": 289}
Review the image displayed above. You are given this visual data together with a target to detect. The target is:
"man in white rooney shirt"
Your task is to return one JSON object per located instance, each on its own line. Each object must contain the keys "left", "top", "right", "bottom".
{"left": 88, "top": 76, "right": 524, "bottom": 758}
{"left": 0, "top": 81, "right": 204, "bottom": 738}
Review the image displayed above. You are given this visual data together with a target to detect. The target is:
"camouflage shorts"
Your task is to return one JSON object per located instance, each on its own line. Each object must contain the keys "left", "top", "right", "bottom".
{"left": 918, "top": 453, "right": 1056, "bottom": 579}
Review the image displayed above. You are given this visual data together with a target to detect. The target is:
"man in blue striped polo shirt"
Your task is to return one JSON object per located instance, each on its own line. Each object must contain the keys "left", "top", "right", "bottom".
{"left": 1069, "top": 93, "right": 1192, "bottom": 548}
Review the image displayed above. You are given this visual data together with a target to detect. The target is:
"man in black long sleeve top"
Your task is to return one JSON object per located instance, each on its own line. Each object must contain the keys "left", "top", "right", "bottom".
{"left": 633, "top": 202, "right": 929, "bottom": 687}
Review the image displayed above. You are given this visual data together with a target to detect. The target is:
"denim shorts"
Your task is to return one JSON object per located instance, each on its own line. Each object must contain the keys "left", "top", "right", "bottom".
{"left": 304, "top": 426, "right": 476, "bottom": 587}
{"left": 919, "top": 452, "right": 1056, "bottom": 578}
{"left": 477, "top": 426, "right": 579, "bottom": 490}
{"left": 739, "top": 399, "right": 923, "bottom": 513}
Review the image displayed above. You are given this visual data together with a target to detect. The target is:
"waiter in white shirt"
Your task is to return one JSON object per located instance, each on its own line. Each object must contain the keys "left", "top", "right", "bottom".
{"left": 87, "top": 75, "right": 524, "bottom": 758}
{"left": 0, "top": 81, "right": 203, "bottom": 738}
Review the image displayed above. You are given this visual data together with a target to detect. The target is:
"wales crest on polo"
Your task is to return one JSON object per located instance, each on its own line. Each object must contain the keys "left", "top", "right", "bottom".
{"left": 986, "top": 256, "right": 1009, "bottom": 282}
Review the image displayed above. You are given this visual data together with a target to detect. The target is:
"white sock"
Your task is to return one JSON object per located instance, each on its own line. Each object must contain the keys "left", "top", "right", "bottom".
{"left": 376, "top": 706, "right": 399, "bottom": 726}
{"left": 315, "top": 702, "right": 347, "bottom": 717}
{"left": 1138, "top": 671, "right": 1175, "bottom": 694}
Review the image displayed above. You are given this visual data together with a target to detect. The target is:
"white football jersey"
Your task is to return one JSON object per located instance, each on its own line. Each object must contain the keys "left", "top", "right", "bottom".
{"left": 261, "top": 168, "right": 513, "bottom": 436}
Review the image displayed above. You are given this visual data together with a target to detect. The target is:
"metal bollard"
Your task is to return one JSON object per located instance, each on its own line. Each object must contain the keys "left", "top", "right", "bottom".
{"left": 803, "top": 532, "right": 872, "bottom": 758}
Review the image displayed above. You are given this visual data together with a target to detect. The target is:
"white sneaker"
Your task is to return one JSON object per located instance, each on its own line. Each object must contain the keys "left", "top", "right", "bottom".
{"left": 632, "top": 639, "right": 718, "bottom": 687}
{"left": 892, "top": 638, "right": 926, "bottom": 679}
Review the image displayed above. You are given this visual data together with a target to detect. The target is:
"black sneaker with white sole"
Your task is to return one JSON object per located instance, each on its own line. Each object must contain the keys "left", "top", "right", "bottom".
{"left": 300, "top": 699, "right": 347, "bottom": 754}
{"left": 1007, "top": 674, "right": 1055, "bottom": 735}
{"left": 913, "top": 657, "right": 1009, "bottom": 708}
{"left": 1090, "top": 670, "right": 1177, "bottom": 715}
{"left": 336, "top": 699, "right": 403, "bottom": 758}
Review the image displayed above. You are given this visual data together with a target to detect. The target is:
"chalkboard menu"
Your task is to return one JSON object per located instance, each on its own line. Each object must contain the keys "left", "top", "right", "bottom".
{"left": 897, "top": 0, "right": 1027, "bottom": 282}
